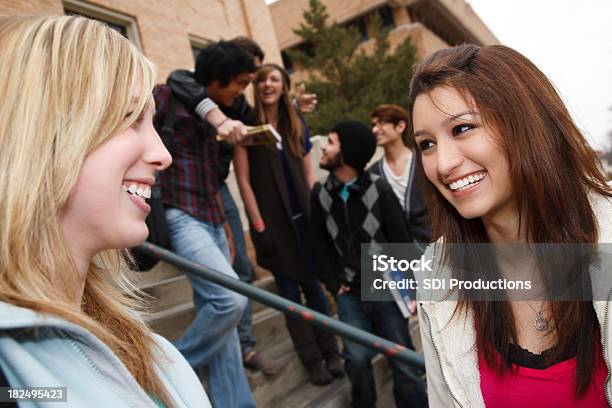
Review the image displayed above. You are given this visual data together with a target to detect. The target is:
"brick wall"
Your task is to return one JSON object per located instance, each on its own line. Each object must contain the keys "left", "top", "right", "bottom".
{"left": 0, "top": 0, "right": 282, "bottom": 83}
{"left": 0, "top": 0, "right": 62, "bottom": 14}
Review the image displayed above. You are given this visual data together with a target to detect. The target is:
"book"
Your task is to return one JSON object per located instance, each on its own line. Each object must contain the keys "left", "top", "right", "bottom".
{"left": 383, "top": 268, "right": 417, "bottom": 318}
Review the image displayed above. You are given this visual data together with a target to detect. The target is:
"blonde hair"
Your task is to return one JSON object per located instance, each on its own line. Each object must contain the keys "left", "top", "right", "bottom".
{"left": 0, "top": 15, "right": 175, "bottom": 407}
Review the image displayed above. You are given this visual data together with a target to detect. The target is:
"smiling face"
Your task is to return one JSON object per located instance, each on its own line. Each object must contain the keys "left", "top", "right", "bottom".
{"left": 319, "top": 132, "right": 343, "bottom": 171}
{"left": 60, "top": 94, "right": 172, "bottom": 256}
{"left": 412, "top": 86, "right": 515, "bottom": 222}
{"left": 207, "top": 72, "right": 252, "bottom": 107}
{"left": 371, "top": 117, "right": 406, "bottom": 146}
{"left": 256, "top": 68, "right": 283, "bottom": 107}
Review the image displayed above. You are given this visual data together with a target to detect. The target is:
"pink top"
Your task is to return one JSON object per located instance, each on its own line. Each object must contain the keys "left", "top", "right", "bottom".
{"left": 479, "top": 347, "right": 609, "bottom": 408}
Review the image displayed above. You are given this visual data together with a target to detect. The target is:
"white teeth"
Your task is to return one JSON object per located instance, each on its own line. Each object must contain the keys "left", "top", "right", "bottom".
{"left": 124, "top": 183, "right": 152, "bottom": 199}
{"left": 448, "top": 173, "right": 486, "bottom": 191}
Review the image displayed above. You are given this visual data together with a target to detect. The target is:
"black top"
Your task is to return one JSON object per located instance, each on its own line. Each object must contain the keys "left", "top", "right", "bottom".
{"left": 507, "top": 343, "right": 577, "bottom": 369}
{"left": 311, "top": 172, "right": 414, "bottom": 294}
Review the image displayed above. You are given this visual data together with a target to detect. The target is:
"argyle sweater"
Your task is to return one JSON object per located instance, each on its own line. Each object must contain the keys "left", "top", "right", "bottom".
{"left": 310, "top": 171, "right": 412, "bottom": 294}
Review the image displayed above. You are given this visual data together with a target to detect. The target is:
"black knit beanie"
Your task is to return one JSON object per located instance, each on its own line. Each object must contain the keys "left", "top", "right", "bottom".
{"left": 331, "top": 120, "right": 377, "bottom": 171}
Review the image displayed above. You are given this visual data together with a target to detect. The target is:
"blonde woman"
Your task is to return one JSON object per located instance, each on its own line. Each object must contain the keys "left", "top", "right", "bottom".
{"left": 0, "top": 16, "right": 210, "bottom": 407}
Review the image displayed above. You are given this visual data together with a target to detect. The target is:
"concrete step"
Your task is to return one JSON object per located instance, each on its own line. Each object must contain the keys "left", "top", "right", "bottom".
{"left": 139, "top": 275, "right": 192, "bottom": 312}
{"left": 263, "top": 375, "right": 351, "bottom": 408}
{"left": 146, "top": 276, "right": 283, "bottom": 343}
{"left": 252, "top": 276, "right": 278, "bottom": 314}
{"left": 256, "top": 345, "right": 395, "bottom": 408}
{"left": 127, "top": 261, "right": 182, "bottom": 286}
{"left": 148, "top": 299, "right": 398, "bottom": 407}
{"left": 248, "top": 339, "right": 309, "bottom": 407}
{"left": 251, "top": 308, "right": 288, "bottom": 349}
{"left": 138, "top": 274, "right": 277, "bottom": 314}
{"left": 139, "top": 264, "right": 399, "bottom": 407}
{"left": 148, "top": 299, "right": 288, "bottom": 346}
{"left": 249, "top": 337, "right": 347, "bottom": 408}
{"left": 146, "top": 301, "right": 194, "bottom": 342}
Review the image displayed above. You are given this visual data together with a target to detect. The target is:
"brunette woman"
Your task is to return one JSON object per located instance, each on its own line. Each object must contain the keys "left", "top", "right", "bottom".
{"left": 411, "top": 44, "right": 612, "bottom": 407}
{"left": 234, "top": 63, "right": 342, "bottom": 385}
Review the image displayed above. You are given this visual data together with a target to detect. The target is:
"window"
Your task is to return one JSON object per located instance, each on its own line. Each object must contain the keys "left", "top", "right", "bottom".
{"left": 407, "top": 3, "right": 477, "bottom": 46}
{"left": 378, "top": 5, "right": 396, "bottom": 29}
{"left": 344, "top": 16, "right": 368, "bottom": 42}
{"left": 297, "top": 41, "right": 315, "bottom": 58}
{"left": 65, "top": 10, "right": 128, "bottom": 37}
{"left": 63, "top": 0, "right": 141, "bottom": 50}
{"left": 282, "top": 41, "right": 314, "bottom": 73}
{"left": 190, "top": 35, "right": 212, "bottom": 63}
{"left": 281, "top": 51, "right": 294, "bottom": 73}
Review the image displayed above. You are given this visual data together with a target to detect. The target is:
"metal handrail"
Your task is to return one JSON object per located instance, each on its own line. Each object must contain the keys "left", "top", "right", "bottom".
{"left": 137, "top": 242, "right": 425, "bottom": 370}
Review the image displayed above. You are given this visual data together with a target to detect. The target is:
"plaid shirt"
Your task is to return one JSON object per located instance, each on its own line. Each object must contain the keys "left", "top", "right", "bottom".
{"left": 153, "top": 85, "right": 224, "bottom": 225}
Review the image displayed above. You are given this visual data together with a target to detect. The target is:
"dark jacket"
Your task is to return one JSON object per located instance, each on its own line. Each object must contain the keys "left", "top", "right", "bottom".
{"left": 368, "top": 153, "right": 430, "bottom": 247}
{"left": 246, "top": 136, "right": 313, "bottom": 283}
{"left": 154, "top": 84, "right": 224, "bottom": 225}
{"left": 310, "top": 172, "right": 412, "bottom": 294}
{"left": 167, "top": 69, "right": 255, "bottom": 184}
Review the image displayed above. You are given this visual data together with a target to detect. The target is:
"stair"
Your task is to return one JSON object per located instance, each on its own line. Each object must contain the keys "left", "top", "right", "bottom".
{"left": 133, "top": 261, "right": 399, "bottom": 407}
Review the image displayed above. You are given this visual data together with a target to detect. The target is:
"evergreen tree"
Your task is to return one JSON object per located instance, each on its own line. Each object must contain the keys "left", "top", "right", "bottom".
{"left": 288, "top": 0, "right": 418, "bottom": 135}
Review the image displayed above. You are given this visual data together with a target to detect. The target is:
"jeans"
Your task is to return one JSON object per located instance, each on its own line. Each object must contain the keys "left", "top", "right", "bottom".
{"left": 165, "top": 207, "right": 255, "bottom": 408}
{"left": 219, "top": 182, "right": 257, "bottom": 356}
{"left": 336, "top": 292, "right": 428, "bottom": 408}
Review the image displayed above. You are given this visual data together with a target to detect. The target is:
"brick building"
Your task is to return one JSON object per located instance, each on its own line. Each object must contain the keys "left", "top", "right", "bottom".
{"left": 0, "top": 0, "right": 283, "bottom": 82}
{"left": 0, "top": 0, "right": 499, "bottom": 91}
{"left": 270, "top": 0, "right": 499, "bottom": 83}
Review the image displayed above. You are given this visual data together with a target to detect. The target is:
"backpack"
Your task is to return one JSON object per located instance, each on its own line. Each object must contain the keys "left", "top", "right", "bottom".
{"left": 130, "top": 90, "right": 176, "bottom": 271}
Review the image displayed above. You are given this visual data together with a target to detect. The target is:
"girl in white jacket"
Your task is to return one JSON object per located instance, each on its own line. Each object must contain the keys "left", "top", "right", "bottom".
{"left": 408, "top": 44, "right": 612, "bottom": 407}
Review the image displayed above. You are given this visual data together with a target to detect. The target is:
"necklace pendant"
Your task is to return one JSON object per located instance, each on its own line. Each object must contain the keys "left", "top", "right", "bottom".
{"left": 534, "top": 312, "right": 549, "bottom": 331}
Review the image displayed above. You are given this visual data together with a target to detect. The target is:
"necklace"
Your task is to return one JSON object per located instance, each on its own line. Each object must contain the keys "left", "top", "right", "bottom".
{"left": 526, "top": 302, "right": 549, "bottom": 331}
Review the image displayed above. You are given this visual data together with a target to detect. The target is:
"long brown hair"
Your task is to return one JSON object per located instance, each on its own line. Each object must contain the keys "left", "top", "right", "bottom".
{"left": 408, "top": 44, "right": 612, "bottom": 396}
{"left": 253, "top": 63, "right": 305, "bottom": 157}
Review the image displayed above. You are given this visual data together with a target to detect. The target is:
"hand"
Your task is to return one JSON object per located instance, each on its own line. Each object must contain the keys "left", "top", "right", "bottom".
{"left": 216, "top": 118, "right": 247, "bottom": 144}
{"left": 295, "top": 83, "right": 317, "bottom": 113}
{"left": 337, "top": 284, "right": 351, "bottom": 295}
{"left": 408, "top": 300, "right": 417, "bottom": 316}
{"left": 253, "top": 219, "right": 265, "bottom": 233}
